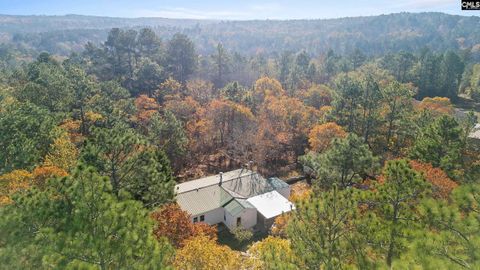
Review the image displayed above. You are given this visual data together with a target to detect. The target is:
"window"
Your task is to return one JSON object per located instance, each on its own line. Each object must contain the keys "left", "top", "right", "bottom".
{"left": 200, "top": 215, "right": 205, "bottom": 222}
{"left": 236, "top": 217, "right": 241, "bottom": 227}
{"left": 193, "top": 217, "right": 198, "bottom": 223}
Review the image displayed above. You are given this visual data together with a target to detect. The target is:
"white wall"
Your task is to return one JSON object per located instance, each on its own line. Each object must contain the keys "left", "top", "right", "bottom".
{"left": 192, "top": 207, "right": 224, "bottom": 225}
{"left": 224, "top": 208, "right": 257, "bottom": 230}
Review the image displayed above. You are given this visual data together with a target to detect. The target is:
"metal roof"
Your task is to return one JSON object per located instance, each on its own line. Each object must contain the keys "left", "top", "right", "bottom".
{"left": 268, "top": 177, "right": 290, "bottom": 189}
{"left": 175, "top": 169, "right": 255, "bottom": 193}
{"left": 175, "top": 169, "right": 291, "bottom": 217}
{"left": 221, "top": 173, "right": 275, "bottom": 198}
{"left": 224, "top": 199, "right": 255, "bottom": 217}
{"left": 176, "top": 185, "right": 232, "bottom": 216}
{"left": 247, "top": 190, "right": 295, "bottom": 219}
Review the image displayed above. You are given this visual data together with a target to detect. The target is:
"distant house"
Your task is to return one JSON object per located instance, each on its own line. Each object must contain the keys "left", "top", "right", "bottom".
{"left": 175, "top": 169, "right": 294, "bottom": 231}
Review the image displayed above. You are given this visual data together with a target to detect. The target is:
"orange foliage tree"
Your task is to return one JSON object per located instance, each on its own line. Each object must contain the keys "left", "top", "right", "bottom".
{"left": 188, "top": 98, "right": 256, "bottom": 170}
{"left": 255, "top": 95, "right": 320, "bottom": 174}
{"left": 150, "top": 203, "right": 216, "bottom": 248}
{"left": 409, "top": 160, "right": 458, "bottom": 199}
{"left": 308, "top": 122, "right": 347, "bottom": 152}
{"left": 416, "top": 97, "right": 454, "bottom": 116}
{"left": 32, "top": 165, "right": 68, "bottom": 189}
{"left": 164, "top": 96, "right": 200, "bottom": 123}
{"left": 133, "top": 94, "right": 160, "bottom": 128}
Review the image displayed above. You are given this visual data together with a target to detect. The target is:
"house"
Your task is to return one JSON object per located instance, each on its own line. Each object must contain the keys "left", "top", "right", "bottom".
{"left": 175, "top": 169, "right": 294, "bottom": 231}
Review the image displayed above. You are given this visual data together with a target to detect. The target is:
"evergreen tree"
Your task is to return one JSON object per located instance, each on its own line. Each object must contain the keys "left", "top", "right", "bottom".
{"left": 368, "top": 159, "right": 429, "bottom": 267}
{"left": 410, "top": 115, "right": 463, "bottom": 178}
{"left": 165, "top": 33, "right": 197, "bottom": 83}
{"left": 0, "top": 165, "right": 173, "bottom": 269}
{"left": 288, "top": 186, "right": 370, "bottom": 269}
{"left": 300, "top": 133, "right": 378, "bottom": 189}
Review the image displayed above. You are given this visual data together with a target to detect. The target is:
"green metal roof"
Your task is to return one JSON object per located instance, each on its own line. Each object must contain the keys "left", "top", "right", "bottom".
{"left": 268, "top": 177, "right": 290, "bottom": 189}
{"left": 224, "top": 200, "right": 244, "bottom": 216}
{"left": 224, "top": 198, "right": 255, "bottom": 217}
{"left": 176, "top": 185, "right": 232, "bottom": 216}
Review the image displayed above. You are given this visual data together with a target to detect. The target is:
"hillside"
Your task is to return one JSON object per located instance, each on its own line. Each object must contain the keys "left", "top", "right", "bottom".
{"left": 1, "top": 12, "right": 480, "bottom": 56}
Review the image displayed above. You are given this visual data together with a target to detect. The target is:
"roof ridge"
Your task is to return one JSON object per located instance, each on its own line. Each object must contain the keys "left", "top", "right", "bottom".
{"left": 176, "top": 171, "right": 258, "bottom": 194}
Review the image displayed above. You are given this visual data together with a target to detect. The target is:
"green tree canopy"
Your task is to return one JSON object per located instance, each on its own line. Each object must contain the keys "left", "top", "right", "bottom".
{"left": 0, "top": 165, "right": 173, "bottom": 269}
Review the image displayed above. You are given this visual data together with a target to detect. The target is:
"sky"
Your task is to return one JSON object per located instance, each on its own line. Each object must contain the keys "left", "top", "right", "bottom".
{"left": 0, "top": 0, "right": 477, "bottom": 20}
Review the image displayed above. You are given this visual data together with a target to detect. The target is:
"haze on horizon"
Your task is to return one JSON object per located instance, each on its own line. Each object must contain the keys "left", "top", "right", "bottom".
{"left": 1, "top": 0, "right": 478, "bottom": 20}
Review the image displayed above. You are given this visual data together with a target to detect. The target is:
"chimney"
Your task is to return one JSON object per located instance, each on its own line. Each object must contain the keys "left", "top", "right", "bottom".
{"left": 219, "top": 172, "right": 223, "bottom": 186}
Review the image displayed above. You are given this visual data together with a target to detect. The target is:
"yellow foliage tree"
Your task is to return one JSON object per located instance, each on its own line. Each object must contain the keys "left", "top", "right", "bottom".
{"left": 174, "top": 235, "right": 243, "bottom": 270}
{"left": 0, "top": 170, "right": 32, "bottom": 205}
{"left": 248, "top": 236, "right": 298, "bottom": 270}
{"left": 308, "top": 122, "right": 347, "bottom": 153}
{"left": 44, "top": 132, "right": 78, "bottom": 171}
{"left": 253, "top": 77, "right": 286, "bottom": 106}
{"left": 32, "top": 165, "right": 68, "bottom": 189}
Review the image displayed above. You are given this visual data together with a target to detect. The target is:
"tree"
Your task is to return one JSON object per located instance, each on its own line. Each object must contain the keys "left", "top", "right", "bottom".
{"left": 331, "top": 74, "right": 362, "bottom": 132}
{"left": 255, "top": 95, "right": 319, "bottom": 174}
{"left": 17, "top": 54, "right": 74, "bottom": 112}
{"left": 410, "top": 115, "right": 463, "bottom": 178}
{"left": 135, "top": 59, "right": 167, "bottom": 97}
{"left": 369, "top": 159, "right": 429, "bottom": 267}
{"left": 415, "top": 184, "right": 480, "bottom": 269}
{"left": 0, "top": 165, "right": 173, "bottom": 269}
{"left": 350, "top": 48, "right": 366, "bottom": 71}
{"left": 220, "top": 81, "right": 247, "bottom": 103}
{"left": 415, "top": 51, "right": 442, "bottom": 98}
{"left": 43, "top": 132, "right": 78, "bottom": 171}
{"left": 288, "top": 186, "right": 368, "bottom": 269}
{"left": 212, "top": 43, "right": 231, "bottom": 88}
{"left": 0, "top": 99, "right": 58, "bottom": 174}
{"left": 440, "top": 51, "right": 464, "bottom": 100}
{"left": 165, "top": 33, "right": 197, "bottom": 83}
{"left": 417, "top": 96, "right": 454, "bottom": 116}
{"left": 252, "top": 76, "right": 286, "bottom": 108}
{"left": 308, "top": 122, "right": 347, "bottom": 152}
{"left": 132, "top": 94, "right": 160, "bottom": 129}
{"left": 302, "top": 84, "right": 332, "bottom": 109}
{"left": 174, "top": 235, "right": 242, "bottom": 270}
{"left": 301, "top": 133, "right": 378, "bottom": 189}
{"left": 248, "top": 236, "right": 298, "bottom": 270}
{"left": 151, "top": 203, "right": 216, "bottom": 248}
{"left": 190, "top": 98, "right": 256, "bottom": 171}
{"left": 147, "top": 111, "right": 188, "bottom": 170}
{"left": 81, "top": 124, "right": 175, "bottom": 207}
{"left": 409, "top": 160, "right": 458, "bottom": 199}
{"left": 381, "top": 81, "right": 415, "bottom": 153}
{"left": 0, "top": 170, "right": 32, "bottom": 205}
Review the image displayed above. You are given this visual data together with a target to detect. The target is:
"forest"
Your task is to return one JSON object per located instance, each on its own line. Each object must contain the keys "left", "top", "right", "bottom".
{"left": 0, "top": 11, "right": 480, "bottom": 269}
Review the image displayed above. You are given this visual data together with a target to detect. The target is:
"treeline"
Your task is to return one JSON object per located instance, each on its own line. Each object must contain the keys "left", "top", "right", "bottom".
{"left": 0, "top": 25, "right": 479, "bottom": 269}
{"left": 3, "top": 13, "right": 480, "bottom": 58}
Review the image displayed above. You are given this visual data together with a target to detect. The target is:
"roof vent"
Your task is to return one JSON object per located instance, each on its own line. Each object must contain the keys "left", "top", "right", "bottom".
{"left": 219, "top": 172, "right": 223, "bottom": 186}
